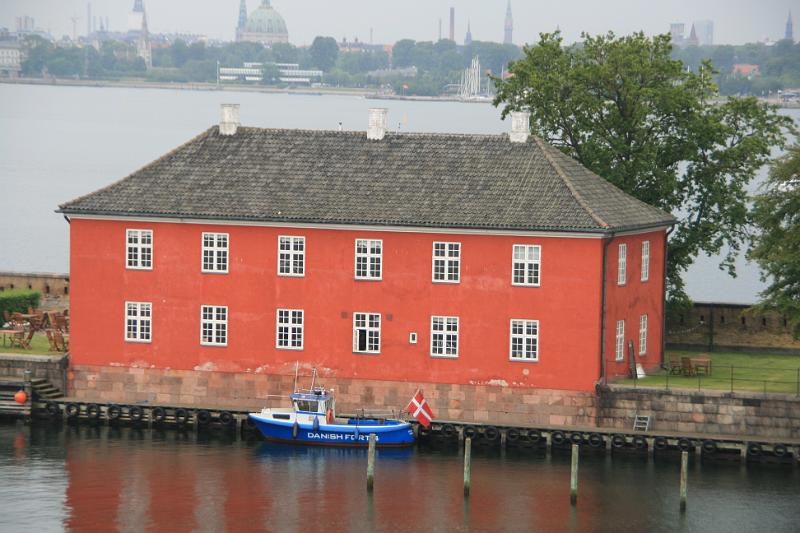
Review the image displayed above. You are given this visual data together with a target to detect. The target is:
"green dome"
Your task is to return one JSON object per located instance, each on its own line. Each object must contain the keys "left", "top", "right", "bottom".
{"left": 245, "top": 0, "right": 288, "bottom": 36}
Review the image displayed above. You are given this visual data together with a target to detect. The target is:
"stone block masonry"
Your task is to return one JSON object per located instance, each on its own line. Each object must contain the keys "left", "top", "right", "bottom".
{"left": 0, "top": 354, "right": 69, "bottom": 392}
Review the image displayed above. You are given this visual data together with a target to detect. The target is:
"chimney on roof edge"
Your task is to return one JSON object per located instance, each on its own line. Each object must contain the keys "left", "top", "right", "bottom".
{"left": 367, "top": 107, "right": 388, "bottom": 141}
{"left": 509, "top": 111, "right": 530, "bottom": 143}
{"left": 220, "top": 103, "right": 240, "bottom": 136}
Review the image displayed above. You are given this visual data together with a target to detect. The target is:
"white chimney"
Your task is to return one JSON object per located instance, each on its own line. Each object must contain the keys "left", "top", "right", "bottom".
{"left": 220, "top": 103, "right": 240, "bottom": 136}
{"left": 367, "top": 107, "right": 388, "bottom": 141}
{"left": 509, "top": 111, "right": 530, "bottom": 143}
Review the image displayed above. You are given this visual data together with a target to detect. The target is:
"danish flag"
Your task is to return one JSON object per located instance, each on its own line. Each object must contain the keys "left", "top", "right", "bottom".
{"left": 407, "top": 389, "right": 435, "bottom": 428}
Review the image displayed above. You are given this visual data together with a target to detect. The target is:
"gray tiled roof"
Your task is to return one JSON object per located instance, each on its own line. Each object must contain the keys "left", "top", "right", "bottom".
{"left": 59, "top": 126, "right": 675, "bottom": 233}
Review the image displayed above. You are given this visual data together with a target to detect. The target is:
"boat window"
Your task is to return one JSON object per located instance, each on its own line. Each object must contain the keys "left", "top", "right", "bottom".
{"left": 294, "top": 400, "right": 319, "bottom": 413}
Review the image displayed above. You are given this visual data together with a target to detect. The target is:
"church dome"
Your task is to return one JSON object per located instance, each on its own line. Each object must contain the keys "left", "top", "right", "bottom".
{"left": 245, "top": 1, "right": 288, "bottom": 38}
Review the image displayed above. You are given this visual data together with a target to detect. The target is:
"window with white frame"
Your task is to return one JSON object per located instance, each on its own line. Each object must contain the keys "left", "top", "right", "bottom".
{"left": 639, "top": 314, "right": 648, "bottom": 356}
{"left": 641, "top": 240, "right": 650, "bottom": 282}
{"left": 510, "top": 319, "right": 539, "bottom": 361}
{"left": 615, "top": 319, "right": 625, "bottom": 361}
{"left": 201, "top": 305, "right": 227, "bottom": 346}
{"left": 432, "top": 242, "right": 460, "bottom": 283}
{"left": 512, "top": 244, "right": 541, "bottom": 286}
{"left": 126, "top": 229, "right": 153, "bottom": 270}
{"left": 276, "top": 309, "right": 303, "bottom": 350}
{"left": 353, "top": 312, "right": 380, "bottom": 353}
{"left": 617, "top": 243, "right": 627, "bottom": 285}
{"left": 355, "top": 239, "right": 382, "bottom": 280}
{"left": 278, "top": 236, "right": 305, "bottom": 276}
{"left": 202, "top": 233, "right": 228, "bottom": 273}
{"left": 430, "top": 316, "right": 459, "bottom": 357}
{"left": 125, "top": 301, "right": 152, "bottom": 342}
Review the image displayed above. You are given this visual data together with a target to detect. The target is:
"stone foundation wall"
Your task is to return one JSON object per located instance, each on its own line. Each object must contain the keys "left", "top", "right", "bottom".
{"left": 597, "top": 385, "right": 800, "bottom": 439}
{"left": 69, "top": 364, "right": 599, "bottom": 427}
{"left": 0, "top": 354, "right": 68, "bottom": 392}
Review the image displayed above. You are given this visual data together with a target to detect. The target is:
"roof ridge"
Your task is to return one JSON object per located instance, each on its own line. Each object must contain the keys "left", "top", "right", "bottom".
{"left": 532, "top": 136, "right": 609, "bottom": 229}
{"left": 58, "top": 127, "right": 215, "bottom": 211}
{"left": 234, "top": 125, "right": 503, "bottom": 139}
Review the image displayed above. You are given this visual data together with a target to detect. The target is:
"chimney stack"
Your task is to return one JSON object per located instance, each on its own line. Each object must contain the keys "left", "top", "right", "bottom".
{"left": 220, "top": 104, "right": 240, "bottom": 136}
{"left": 509, "top": 111, "right": 530, "bottom": 143}
{"left": 367, "top": 108, "right": 388, "bottom": 141}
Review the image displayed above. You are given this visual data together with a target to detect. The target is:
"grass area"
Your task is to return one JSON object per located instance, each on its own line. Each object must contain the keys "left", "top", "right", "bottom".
{"left": 0, "top": 333, "right": 62, "bottom": 356}
{"left": 618, "top": 351, "right": 800, "bottom": 394}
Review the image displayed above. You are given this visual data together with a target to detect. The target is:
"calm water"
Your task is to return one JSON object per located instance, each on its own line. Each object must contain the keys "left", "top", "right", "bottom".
{"left": 0, "top": 83, "right": 798, "bottom": 303}
{"left": 0, "top": 422, "right": 798, "bottom": 532}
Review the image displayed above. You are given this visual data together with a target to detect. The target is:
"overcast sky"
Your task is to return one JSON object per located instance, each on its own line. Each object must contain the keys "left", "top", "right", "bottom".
{"left": 0, "top": 0, "right": 795, "bottom": 46}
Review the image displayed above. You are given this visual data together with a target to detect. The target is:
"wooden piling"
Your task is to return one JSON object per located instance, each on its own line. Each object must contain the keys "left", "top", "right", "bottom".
{"left": 463, "top": 437, "right": 472, "bottom": 497}
{"left": 570, "top": 443, "right": 579, "bottom": 505}
{"left": 367, "top": 433, "right": 376, "bottom": 492}
{"left": 679, "top": 450, "right": 688, "bottom": 512}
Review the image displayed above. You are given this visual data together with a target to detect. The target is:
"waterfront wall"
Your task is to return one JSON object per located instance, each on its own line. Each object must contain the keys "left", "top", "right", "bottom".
{"left": 0, "top": 271, "right": 70, "bottom": 310}
{"left": 0, "top": 353, "right": 68, "bottom": 392}
{"left": 597, "top": 385, "right": 800, "bottom": 439}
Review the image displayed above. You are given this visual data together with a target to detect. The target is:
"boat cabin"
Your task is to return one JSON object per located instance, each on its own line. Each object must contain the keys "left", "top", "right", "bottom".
{"left": 290, "top": 391, "right": 333, "bottom": 415}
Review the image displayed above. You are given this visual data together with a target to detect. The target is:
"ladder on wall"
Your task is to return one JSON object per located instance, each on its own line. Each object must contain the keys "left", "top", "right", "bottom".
{"left": 633, "top": 414, "right": 651, "bottom": 431}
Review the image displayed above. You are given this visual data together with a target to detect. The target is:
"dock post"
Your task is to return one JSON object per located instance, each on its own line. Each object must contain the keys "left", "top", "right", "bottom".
{"left": 463, "top": 437, "right": 472, "bottom": 497}
{"left": 646, "top": 437, "right": 655, "bottom": 458}
{"left": 570, "top": 443, "right": 579, "bottom": 505}
{"left": 367, "top": 433, "right": 376, "bottom": 492}
{"left": 679, "top": 450, "right": 688, "bottom": 512}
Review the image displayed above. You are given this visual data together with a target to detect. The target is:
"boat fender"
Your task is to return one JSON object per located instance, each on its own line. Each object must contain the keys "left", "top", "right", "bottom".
{"left": 245, "top": 417, "right": 257, "bottom": 429}
{"left": 633, "top": 435, "right": 647, "bottom": 450}
{"left": 551, "top": 431, "right": 566, "bottom": 446}
{"left": 773, "top": 444, "right": 788, "bottom": 457}
{"left": 107, "top": 405, "right": 121, "bottom": 420}
{"left": 46, "top": 401, "right": 61, "bottom": 417}
{"left": 313, "top": 416, "right": 320, "bottom": 431}
{"left": 292, "top": 422, "right": 300, "bottom": 439}
{"left": 418, "top": 425, "right": 431, "bottom": 437}
{"left": 462, "top": 426, "right": 477, "bottom": 440}
{"left": 506, "top": 428, "right": 520, "bottom": 442}
{"left": 129, "top": 405, "right": 143, "bottom": 421}
{"left": 526, "top": 429, "right": 542, "bottom": 443}
{"left": 611, "top": 434, "right": 626, "bottom": 449}
{"left": 570, "top": 432, "right": 584, "bottom": 445}
{"left": 441, "top": 424, "right": 456, "bottom": 439}
{"left": 87, "top": 403, "right": 101, "bottom": 419}
{"left": 219, "top": 411, "right": 234, "bottom": 426}
{"left": 152, "top": 407, "right": 166, "bottom": 422}
{"left": 484, "top": 426, "right": 500, "bottom": 442}
{"left": 654, "top": 436, "right": 669, "bottom": 450}
{"left": 747, "top": 443, "right": 762, "bottom": 456}
{"left": 588, "top": 433, "right": 603, "bottom": 448}
{"left": 702, "top": 440, "right": 717, "bottom": 454}
{"left": 66, "top": 403, "right": 80, "bottom": 418}
{"left": 175, "top": 408, "right": 189, "bottom": 425}
{"left": 326, "top": 408, "right": 334, "bottom": 424}
{"left": 196, "top": 409, "right": 211, "bottom": 425}
{"left": 354, "top": 426, "right": 360, "bottom": 440}
{"left": 678, "top": 438, "right": 693, "bottom": 451}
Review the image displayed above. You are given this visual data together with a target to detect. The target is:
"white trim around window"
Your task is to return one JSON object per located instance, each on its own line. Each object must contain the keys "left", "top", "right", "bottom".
{"left": 430, "top": 315, "right": 459, "bottom": 358}
{"left": 200, "top": 305, "right": 228, "bottom": 346}
{"left": 615, "top": 319, "right": 625, "bottom": 361}
{"left": 124, "top": 301, "right": 152, "bottom": 343}
{"left": 639, "top": 314, "right": 648, "bottom": 356}
{"left": 509, "top": 319, "right": 539, "bottom": 362}
{"left": 278, "top": 235, "right": 305, "bottom": 277}
{"left": 126, "top": 229, "right": 153, "bottom": 270}
{"left": 353, "top": 312, "right": 381, "bottom": 354}
{"left": 432, "top": 241, "right": 461, "bottom": 283}
{"left": 512, "top": 244, "right": 541, "bottom": 286}
{"left": 201, "top": 232, "right": 229, "bottom": 273}
{"left": 617, "top": 243, "right": 627, "bottom": 286}
{"left": 641, "top": 240, "right": 650, "bottom": 282}
{"left": 276, "top": 308, "right": 304, "bottom": 350}
{"left": 355, "top": 238, "right": 382, "bottom": 280}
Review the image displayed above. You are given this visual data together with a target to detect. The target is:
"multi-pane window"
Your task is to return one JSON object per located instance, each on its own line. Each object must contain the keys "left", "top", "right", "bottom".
{"left": 126, "top": 229, "right": 153, "bottom": 270}
{"left": 639, "top": 314, "right": 648, "bottom": 356}
{"left": 278, "top": 236, "right": 305, "bottom": 276}
{"left": 615, "top": 319, "right": 625, "bottom": 361}
{"left": 432, "top": 242, "right": 461, "bottom": 283}
{"left": 353, "top": 312, "right": 381, "bottom": 354}
{"left": 431, "top": 316, "right": 459, "bottom": 357}
{"left": 276, "top": 309, "right": 303, "bottom": 350}
{"left": 641, "top": 240, "right": 650, "bottom": 282}
{"left": 355, "top": 239, "right": 382, "bottom": 280}
{"left": 512, "top": 244, "right": 541, "bottom": 286}
{"left": 201, "top": 305, "right": 227, "bottom": 346}
{"left": 202, "top": 233, "right": 228, "bottom": 273}
{"left": 617, "top": 243, "right": 627, "bottom": 285}
{"left": 125, "top": 302, "right": 151, "bottom": 342}
{"left": 510, "top": 319, "right": 539, "bottom": 361}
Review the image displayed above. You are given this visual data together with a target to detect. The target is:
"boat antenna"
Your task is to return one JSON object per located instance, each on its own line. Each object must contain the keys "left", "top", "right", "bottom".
{"left": 310, "top": 368, "right": 317, "bottom": 391}
{"left": 293, "top": 361, "right": 299, "bottom": 392}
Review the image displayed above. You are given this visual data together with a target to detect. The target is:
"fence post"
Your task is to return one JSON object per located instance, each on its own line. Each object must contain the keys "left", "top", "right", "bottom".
{"left": 796, "top": 368, "right": 799, "bottom": 397}
{"left": 730, "top": 365, "right": 734, "bottom": 393}
{"left": 666, "top": 368, "right": 669, "bottom": 391}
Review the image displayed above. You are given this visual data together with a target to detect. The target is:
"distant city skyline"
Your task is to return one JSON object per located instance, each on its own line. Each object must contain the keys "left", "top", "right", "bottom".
{"left": 0, "top": 0, "right": 796, "bottom": 46}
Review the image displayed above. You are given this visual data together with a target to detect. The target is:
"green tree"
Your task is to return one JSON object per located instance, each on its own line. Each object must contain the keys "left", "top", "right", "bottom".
{"left": 392, "top": 39, "right": 415, "bottom": 68}
{"left": 748, "top": 146, "right": 800, "bottom": 336}
{"left": 171, "top": 40, "right": 189, "bottom": 68}
{"left": 493, "top": 31, "right": 794, "bottom": 303}
{"left": 309, "top": 36, "right": 339, "bottom": 71}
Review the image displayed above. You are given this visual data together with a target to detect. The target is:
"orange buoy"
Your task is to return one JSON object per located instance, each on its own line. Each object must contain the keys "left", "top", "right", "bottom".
{"left": 14, "top": 390, "right": 27, "bottom": 404}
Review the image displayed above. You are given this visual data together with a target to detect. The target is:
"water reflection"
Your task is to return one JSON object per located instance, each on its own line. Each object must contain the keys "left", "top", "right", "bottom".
{"left": 0, "top": 422, "right": 798, "bottom": 532}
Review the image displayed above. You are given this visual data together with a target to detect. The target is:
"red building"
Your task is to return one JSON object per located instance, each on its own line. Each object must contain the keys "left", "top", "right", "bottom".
{"left": 59, "top": 106, "right": 674, "bottom": 423}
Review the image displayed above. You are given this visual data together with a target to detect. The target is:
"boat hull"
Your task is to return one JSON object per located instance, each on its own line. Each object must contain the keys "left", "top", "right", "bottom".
{"left": 249, "top": 414, "right": 415, "bottom": 447}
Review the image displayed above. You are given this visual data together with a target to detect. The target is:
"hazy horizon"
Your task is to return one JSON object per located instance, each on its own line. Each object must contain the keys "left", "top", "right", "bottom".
{"left": 0, "top": 0, "right": 796, "bottom": 47}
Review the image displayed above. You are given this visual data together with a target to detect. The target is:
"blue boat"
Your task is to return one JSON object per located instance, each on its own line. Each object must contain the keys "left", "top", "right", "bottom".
{"left": 249, "top": 387, "right": 415, "bottom": 447}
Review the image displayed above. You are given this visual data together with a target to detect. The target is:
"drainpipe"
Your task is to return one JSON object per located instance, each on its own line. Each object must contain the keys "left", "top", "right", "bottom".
{"left": 599, "top": 233, "right": 614, "bottom": 385}
{"left": 661, "top": 226, "right": 674, "bottom": 368}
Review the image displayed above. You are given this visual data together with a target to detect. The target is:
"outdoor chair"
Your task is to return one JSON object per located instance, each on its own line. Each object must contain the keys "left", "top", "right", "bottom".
{"left": 45, "top": 330, "right": 59, "bottom": 352}
{"left": 54, "top": 314, "right": 68, "bottom": 333}
{"left": 668, "top": 353, "right": 682, "bottom": 375}
{"left": 53, "top": 331, "right": 68, "bottom": 352}
{"left": 680, "top": 357, "right": 696, "bottom": 377}
{"left": 2, "top": 310, "right": 10, "bottom": 326}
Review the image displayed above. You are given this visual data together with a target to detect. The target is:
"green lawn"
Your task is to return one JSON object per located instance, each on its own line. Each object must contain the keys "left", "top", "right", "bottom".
{"left": 0, "top": 332, "right": 62, "bottom": 356}
{"left": 618, "top": 351, "right": 800, "bottom": 394}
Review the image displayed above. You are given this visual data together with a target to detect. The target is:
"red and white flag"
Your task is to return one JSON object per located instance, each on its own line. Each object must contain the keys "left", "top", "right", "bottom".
{"left": 406, "top": 389, "right": 435, "bottom": 428}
